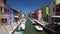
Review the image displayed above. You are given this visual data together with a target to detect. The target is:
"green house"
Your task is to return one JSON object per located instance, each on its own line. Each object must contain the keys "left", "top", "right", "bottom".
{"left": 42, "top": 5, "right": 49, "bottom": 22}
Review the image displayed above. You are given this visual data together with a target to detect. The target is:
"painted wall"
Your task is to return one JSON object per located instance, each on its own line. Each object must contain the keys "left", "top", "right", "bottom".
{"left": 42, "top": 6, "right": 46, "bottom": 18}
{"left": 46, "top": 7, "right": 49, "bottom": 15}
{"left": 48, "top": 0, "right": 56, "bottom": 23}
{"left": 56, "top": 0, "right": 60, "bottom": 4}
{"left": 38, "top": 9, "right": 42, "bottom": 20}
{"left": 4, "top": 5, "right": 10, "bottom": 24}
{"left": 0, "top": 2, "right": 4, "bottom": 18}
{"left": 0, "top": 1, "right": 4, "bottom": 24}
{"left": 4, "top": 15, "right": 10, "bottom": 24}
{"left": 56, "top": 4, "right": 60, "bottom": 15}
{"left": 10, "top": 9, "right": 14, "bottom": 23}
{"left": 49, "top": 0, "right": 56, "bottom": 16}
{"left": 42, "top": 5, "right": 49, "bottom": 21}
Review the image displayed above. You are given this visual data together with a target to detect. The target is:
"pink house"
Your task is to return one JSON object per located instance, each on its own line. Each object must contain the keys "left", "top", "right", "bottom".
{"left": 4, "top": 4, "right": 10, "bottom": 25}
{"left": 37, "top": 9, "right": 42, "bottom": 21}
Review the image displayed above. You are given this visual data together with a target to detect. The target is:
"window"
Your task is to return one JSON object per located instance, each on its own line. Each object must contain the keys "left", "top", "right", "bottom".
{"left": 56, "top": 8, "right": 60, "bottom": 12}
{"left": 53, "top": 1, "right": 55, "bottom": 4}
{"left": 4, "top": 9, "right": 7, "bottom": 13}
{"left": 0, "top": 7, "right": 2, "bottom": 14}
{"left": 1, "top": 18, "right": 7, "bottom": 23}
{"left": 4, "top": 9, "right": 9, "bottom": 14}
{"left": 53, "top": 7, "right": 56, "bottom": 12}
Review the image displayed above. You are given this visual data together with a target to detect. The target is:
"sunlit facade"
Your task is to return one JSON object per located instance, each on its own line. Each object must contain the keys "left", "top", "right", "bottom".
{"left": 56, "top": 0, "right": 60, "bottom": 4}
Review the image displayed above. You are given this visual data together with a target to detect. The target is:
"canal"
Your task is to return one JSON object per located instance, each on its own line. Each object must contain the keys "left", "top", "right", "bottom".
{"left": 23, "top": 18, "right": 47, "bottom": 34}
{"left": 14, "top": 18, "right": 47, "bottom": 34}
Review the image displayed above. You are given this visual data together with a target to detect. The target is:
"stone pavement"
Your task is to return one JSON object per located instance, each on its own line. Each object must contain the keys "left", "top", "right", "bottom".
{"left": 9, "top": 19, "right": 23, "bottom": 34}
{"left": 0, "top": 24, "right": 3, "bottom": 29}
{"left": 0, "top": 22, "right": 17, "bottom": 34}
{"left": 0, "top": 20, "right": 22, "bottom": 34}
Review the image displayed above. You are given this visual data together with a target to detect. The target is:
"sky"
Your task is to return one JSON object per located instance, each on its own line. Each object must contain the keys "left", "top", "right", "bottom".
{"left": 6, "top": 0, "right": 52, "bottom": 13}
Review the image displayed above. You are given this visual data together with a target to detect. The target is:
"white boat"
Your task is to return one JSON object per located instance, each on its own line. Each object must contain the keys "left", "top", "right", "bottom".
{"left": 32, "top": 21, "right": 36, "bottom": 24}
{"left": 19, "top": 23, "right": 25, "bottom": 30}
{"left": 32, "top": 21, "right": 37, "bottom": 25}
{"left": 34, "top": 25, "right": 43, "bottom": 31}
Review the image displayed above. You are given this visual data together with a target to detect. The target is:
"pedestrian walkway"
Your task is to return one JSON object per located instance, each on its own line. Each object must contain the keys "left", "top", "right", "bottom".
{"left": 0, "top": 22, "right": 17, "bottom": 34}
{"left": 9, "top": 19, "right": 22, "bottom": 34}
{"left": 13, "top": 18, "right": 26, "bottom": 34}
{"left": 0, "top": 24, "right": 3, "bottom": 29}
{"left": 31, "top": 19, "right": 49, "bottom": 26}
{"left": 0, "top": 19, "right": 22, "bottom": 34}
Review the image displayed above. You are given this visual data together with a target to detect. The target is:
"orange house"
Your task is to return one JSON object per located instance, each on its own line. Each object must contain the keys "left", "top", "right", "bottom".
{"left": 0, "top": 0, "right": 6, "bottom": 24}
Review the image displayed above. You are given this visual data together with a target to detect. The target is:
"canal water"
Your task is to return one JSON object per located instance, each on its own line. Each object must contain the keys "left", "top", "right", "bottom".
{"left": 23, "top": 18, "right": 47, "bottom": 34}
{"left": 14, "top": 18, "right": 47, "bottom": 34}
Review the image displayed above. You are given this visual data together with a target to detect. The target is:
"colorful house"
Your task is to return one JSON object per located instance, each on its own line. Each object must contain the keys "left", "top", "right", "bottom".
{"left": 56, "top": 4, "right": 60, "bottom": 15}
{"left": 30, "top": 11, "right": 34, "bottom": 18}
{"left": 56, "top": 0, "right": 60, "bottom": 4}
{"left": 4, "top": 4, "right": 10, "bottom": 25}
{"left": 37, "top": 9, "right": 42, "bottom": 21}
{"left": 0, "top": 0, "right": 5, "bottom": 25}
{"left": 13, "top": 9, "right": 20, "bottom": 22}
{"left": 30, "top": 11, "right": 37, "bottom": 19}
{"left": 10, "top": 8, "right": 14, "bottom": 23}
{"left": 42, "top": 5, "right": 49, "bottom": 22}
{"left": 56, "top": 0, "right": 60, "bottom": 15}
{"left": 30, "top": 8, "right": 42, "bottom": 20}
{"left": 48, "top": 0, "right": 56, "bottom": 23}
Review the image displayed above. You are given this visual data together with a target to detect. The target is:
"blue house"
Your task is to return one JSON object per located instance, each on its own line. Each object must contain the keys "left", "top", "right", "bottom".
{"left": 10, "top": 8, "right": 14, "bottom": 23}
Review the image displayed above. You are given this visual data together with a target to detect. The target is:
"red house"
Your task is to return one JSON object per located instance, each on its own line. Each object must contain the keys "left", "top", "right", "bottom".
{"left": 56, "top": 4, "right": 60, "bottom": 15}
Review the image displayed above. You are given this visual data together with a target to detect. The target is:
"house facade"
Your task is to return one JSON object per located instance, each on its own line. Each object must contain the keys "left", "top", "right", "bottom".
{"left": 13, "top": 9, "right": 20, "bottom": 22}
{"left": 0, "top": 0, "right": 11, "bottom": 25}
{"left": 30, "top": 10, "right": 38, "bottom": 19}
{"left": 42, "top": 5, "right": 49, "bottom": 22}
{"left": 48, "top": 0, "right": 56, "bottom": 23}
{"left": 4, "top": 4, "right": 10, "bottom": 25}
{"left": 30, "top": 8, "right": 42, "bottom": 20}
{"left": 56, "top": 4, "right": 60, "bottom": 15}
{"left": 36, "top": 9, "right": 42, "bottom": 20}
{"left": 56, "top": 0, "right": 60, "bottom": 15}
{"left": 56, "top": 0, "right": 60, "bottom": 4}
{"left": 30, "top": 11, "right": 35, "bottom": 19}
{"left": 10, "top": 8, "right": 14, "bottom": 23}
{"left": 0, "top": 0, "right": 6, "bottom": 25}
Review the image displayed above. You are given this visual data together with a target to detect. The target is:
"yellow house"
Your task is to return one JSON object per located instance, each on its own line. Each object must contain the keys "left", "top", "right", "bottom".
{"left": 56, "top": 0, "right": 60, "bottom": 4}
